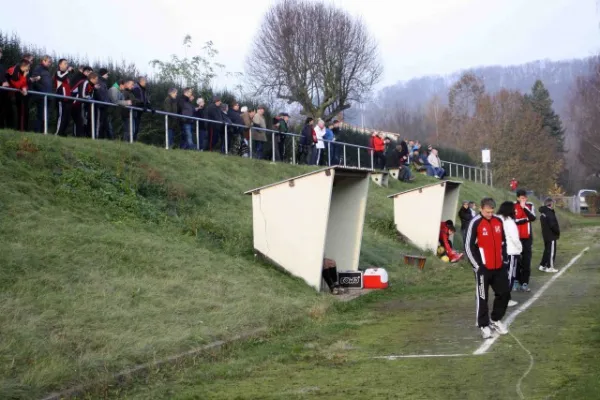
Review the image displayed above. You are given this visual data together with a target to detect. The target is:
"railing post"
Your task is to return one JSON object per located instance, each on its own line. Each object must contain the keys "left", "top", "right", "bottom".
{"left": 271, "top": 131, "right": 275, "bottom": 162}
{"left": 469, "top": 167, "right": 472, "bottom": 182}
{"left": 43, "top": 95, "right": 48, "bottom": 135}
{"left": 225, "top": 124, "right": 229, "bottom": 155}
{"left": 357, "top": 148, "right": 361, "bottom": 169}
{"left": 328, "top": 142, "right": 331, "bottom": 167}
{"left": 370, "top": 149, "right": 374, "bottom": 170}
{"left": 292, "top": 136, "right": 296, "bottom": 165}
{"left": 129, "top": 108, "right": 133, "bottom": 143}
{"left": 165, "top": 115, "right": 169, "bottom": 149}
{"left": 90, "top": 103, "right": 96, "bottom": 140}
{"left": 343, "top": 145, "right": 347, "bottom": 167}
{"left": 195, "top": 120, "right": 200, "bottom": 150}
{"left": 490, "top": 170, "right": 493, "bottom": 187}
{"left": 462, "top": 165, "right": 465, "bottom": 179}
{"left": 249, "top": 128, "right": 253, "bottom": 159}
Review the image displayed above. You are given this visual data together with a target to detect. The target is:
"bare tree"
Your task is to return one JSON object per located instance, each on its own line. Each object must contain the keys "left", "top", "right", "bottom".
{"left": 246, "top": 0, "right": 383, "bottom": 121}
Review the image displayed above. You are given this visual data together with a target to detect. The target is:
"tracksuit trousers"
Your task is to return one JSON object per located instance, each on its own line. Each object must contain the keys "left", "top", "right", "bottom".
{"left": 475, "top": 266, "right": 510, "bottom": 327}
{"left": 517, "top": 237, "right": 532, "bottom": 285}
{"left": 540, "top": 240, "right": 557, "bottom": 269}
{"left": 507, "top": 254, "right": 521, "bottom": 290}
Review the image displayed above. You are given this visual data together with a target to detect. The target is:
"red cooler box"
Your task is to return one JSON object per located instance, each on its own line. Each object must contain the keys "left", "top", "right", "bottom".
{"left": 363, "top": 268, "right": 389, "bottom": 289}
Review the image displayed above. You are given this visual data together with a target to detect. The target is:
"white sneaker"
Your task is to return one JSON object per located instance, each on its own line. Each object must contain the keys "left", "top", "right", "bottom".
{"left": 539, "top": 266, "right": 548, "bottom": 272}
{"left": 508, "top": 300, "right": 518, "bottom": 307}
{"left": 546, "top": 267, "right": 558, "bottom": 273}
{"left": 490, "top": 320, "right": 509, "bottom": 335}
{"left": 480, "top": 326, "right": 493, "bottom": 339}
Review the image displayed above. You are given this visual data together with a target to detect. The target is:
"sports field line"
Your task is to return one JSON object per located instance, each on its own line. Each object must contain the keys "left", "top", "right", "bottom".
{"left": 473, "top": 246, "right": 590, "bottom": 355}
{"left": 373, "top": 354, "right": 469, "bottom": 360}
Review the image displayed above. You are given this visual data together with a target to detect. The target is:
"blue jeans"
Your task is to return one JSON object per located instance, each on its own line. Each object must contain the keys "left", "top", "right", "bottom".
{"left": 122, "top": 117, "right": 137, "bottom": 142}
{"left": 180, "top": 123, "right": 194, "bottom": 149}
{"left": 433, "top": 167, "right": 445, "bottom": 178}
{"left": 199, "top": 129, "right": 208, "bottom": 150}
{"left": 167, "top": 128, "right": 175, "bottom": 148}
{"left": 253, "top": 141, "right": 264, "bottom": 159}
{"left": 34, "top": 98, "right": 46, "bottom": 133}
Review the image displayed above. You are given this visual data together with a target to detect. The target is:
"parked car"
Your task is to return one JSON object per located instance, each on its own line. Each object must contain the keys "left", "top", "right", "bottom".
{"left": 578, "top": 189, "right": 598, "bottom": 212}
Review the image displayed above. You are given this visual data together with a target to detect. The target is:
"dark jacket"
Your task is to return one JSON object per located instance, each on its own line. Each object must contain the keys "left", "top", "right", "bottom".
{"left": 465, "top": 214, "right": 507, "bottom": 271}
{"left": 301, "top": 124, "right": 314, "bottom": 146}
{"left": 121, "top": 89, "right": 139, "bottom": 118}
{"left": 178, "top": 95, "right": 195, "bottom": 118}
{"left": 0, "top": 62, "right": 6, "bottom": 85}
{"left": 69, "top": 71, "right": 86, "bottom": 88}
{"left": 227, "top": 108, "right": 244, "bottom": 135}
{"left": 458, "top": 206, "right": 473, "bottom": 230}
{"left": 205, "top": 102, "right": 223, "bottom": 134}
{"left": 31, "top": 64, "right": 53, "bottom": 93}
{"left": 94, "top": 76, "right": 110, "bottom": 105}
{"left": 132, "top": 82, "right": 151, "bottom": 109}
{"left": 194, "top": 106, "right": 207, "bottom": 129}
{"left": 163, "top": 96, "right": 178, "bottom": 115}
{"left": 539, "top": 206, "right": 560, "bottom": 241}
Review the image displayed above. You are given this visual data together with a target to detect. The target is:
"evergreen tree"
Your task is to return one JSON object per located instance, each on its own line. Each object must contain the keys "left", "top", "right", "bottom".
{"left": 526, "top": 80, "right": 565, "bottom": 152}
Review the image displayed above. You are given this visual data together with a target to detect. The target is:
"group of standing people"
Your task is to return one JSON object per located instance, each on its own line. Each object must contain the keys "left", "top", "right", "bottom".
{"left": 463, "top": 189, "right": 561, "bottom": 339}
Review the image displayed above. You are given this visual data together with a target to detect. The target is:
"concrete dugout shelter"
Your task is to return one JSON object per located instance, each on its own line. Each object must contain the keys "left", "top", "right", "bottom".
{"left": 388, "top": 181, "right": 463, "bottom": 253}
{"left": 244, "top": 167, "right": 371, "bottom": 291}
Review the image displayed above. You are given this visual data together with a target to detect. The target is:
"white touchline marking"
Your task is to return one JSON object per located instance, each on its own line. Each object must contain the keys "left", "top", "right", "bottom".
{"left": 473, "top": 247, "right": 590, "bottom": 355}
{"left": 373, "top": 354, "right": 468, "bottom": 360}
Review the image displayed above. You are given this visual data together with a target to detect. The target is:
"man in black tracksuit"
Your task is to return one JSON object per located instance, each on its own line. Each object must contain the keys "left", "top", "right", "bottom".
{"left": 0, "top": 47, "right": 9, "bottom": 129}
{"left": 539, "top": 198, "right": 560, "bottom": 273}
{"left": 465, "top": 197, "right": 510, "bottom": 339}
{"left": 458, "top": 200, "right": 474, "bottom": 246}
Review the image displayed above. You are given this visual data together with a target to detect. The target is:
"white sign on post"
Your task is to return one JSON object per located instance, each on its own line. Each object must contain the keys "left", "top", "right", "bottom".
{"left": 481, "top": 149, "right": 491, "bottom": 164}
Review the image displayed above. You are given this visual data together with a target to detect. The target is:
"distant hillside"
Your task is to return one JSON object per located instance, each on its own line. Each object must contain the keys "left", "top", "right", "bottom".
{"left": 345, "top": 57, "right": 595, "bottom": 127}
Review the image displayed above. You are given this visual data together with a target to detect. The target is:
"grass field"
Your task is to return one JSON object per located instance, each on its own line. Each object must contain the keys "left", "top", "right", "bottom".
{"left": 0, "top": 130, "right": 597, "bottom": 399}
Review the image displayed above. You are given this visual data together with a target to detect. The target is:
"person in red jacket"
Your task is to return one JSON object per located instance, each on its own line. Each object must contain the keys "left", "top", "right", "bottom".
{"left": 439, "top": 220, "right": 463, "bottom": 263}
{"left": 510, "top": 178, "right": 518, "bottom": 192}
{"left": 5, "top": 59, "right": 31, "bottom": 131}
{"left": 513, "top": 189, "right": 536, "bottom": 292}
{"left": 370, "top": 131, "right": 386, "bottom": 170}
{"left": 465, "top": 197, "right": 510, "bottom": 339}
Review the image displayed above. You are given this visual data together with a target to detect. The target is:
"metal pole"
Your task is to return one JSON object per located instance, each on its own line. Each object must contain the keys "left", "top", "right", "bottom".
{"left": 328, "top": 142, "right": 331, "bottom": 167}
{"left": 43, "top": 95, "right": 48, "bottom": 135}
{"left": 292, "top": 136, "right": 296, "bottom": 165}
{"left": 90, "top": 103, "right": 95, "bottom": 140}
{"left": 196, "top": 120, "right": 200, "bottom": 150}
{"left": 225, "top": 124, "right": 229, "bottom": 155}
{"left": 484, "top": 163, "right": 488, "bottom": 186}
{"left": 165, "top": 115, "right": 169, "bottom": 149}
{"left": 249, "top": 128, "right": 253, "bottom": 158}
{"left": 271, "top": 131, "right": 275, "bottom": 162}
{"left": 370, "top": 149, "right": 374, "bottom": 170}
{"left": 357, "top": 148, "right": 361, "bottom": 169}
{"left": 469, "top": 167, "right": 472, "bottom": 182}
{"left": 490, "top": 170, "right": 493, "bottom": 187}
{"left": 129, "top": 108, "right": 133, "bottom": 143}
{"left": 343, "top": 145, "right": 347, "bottom": 167}
{"left": 462, "top": 165, "right": 465, "bottom": 179}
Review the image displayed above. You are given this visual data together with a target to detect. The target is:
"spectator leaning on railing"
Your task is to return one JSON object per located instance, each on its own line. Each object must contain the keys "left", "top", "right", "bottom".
{"left": 163, "top": 88, "right": 178, "bottom": 148}
{"left": 0, "top": 47, "right": 9, "bottom": 129}
{"left": 132, "top": 77, "right": 152, "bottom": 139}
{"left": 299, "top": 117, "right": 315, "bottom": 165}
{"left": 178, "top": 87, "right": 195, "bottom": 150}
{"left": 252, "top": 106, "right": 268, "bottom": 159}
{"left": 205, "top": 97, "right": 223, "bottom": 151}
{"left": 31, "top": 55, "right": 53, "bottom": 133}
{"left": 311, "top": 119, "right": 326, "bottom": 165}
{"left": 228, "top": 101, "right": 245, "bottom": 156}
{"left": 94, "top": 68, "right": 113, "bottom": 139}
{"left": 6, "top": 59, "right": 31, "bottom": 132}
{"left": 120, "top": 78, "right": 139, "bottom": 141}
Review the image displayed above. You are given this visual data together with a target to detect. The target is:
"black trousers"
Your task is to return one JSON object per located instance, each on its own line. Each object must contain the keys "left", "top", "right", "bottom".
{"left": 374, "top": 151, "right": 386, "bottom": 170}
{"left": 96, "top": 107, "right": 113, "bottom": 139}
{"left": 55, "top": 101, "right": 71, "bottom": 136}
{"left": 0, "top": 91, "right": 12, "bottom": 129}
{"left": 517, "top": 237, "right": 533, "bottom": 285}
{"left": 475, "top": 266, "right": 510, "bottom": 327}
{"left": 540, "top": 240, "right": 557, "bottom": 269}
{"left": 14, "top": 93, "right": 30, "bottom": 131}
{"left": 507, "top": 254, "right": 521, "bottom": 290}
{"left": 71, "top": 105, "right": 84, "bottom": 137}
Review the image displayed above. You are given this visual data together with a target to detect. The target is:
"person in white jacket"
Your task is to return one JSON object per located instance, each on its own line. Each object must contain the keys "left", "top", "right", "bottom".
{"left": 311, "top": 119, "right": 326, "bottom": 165}
{"left": 427, "top": 148, "right": 446, "bottom": 178}
{"left": 497, "top": 201, "right": 523, "bottom": 307}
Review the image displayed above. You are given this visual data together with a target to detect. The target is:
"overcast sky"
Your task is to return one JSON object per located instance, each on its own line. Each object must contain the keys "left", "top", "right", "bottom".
{"left": 1, "top": 0, "right": 598, "bottom": 90}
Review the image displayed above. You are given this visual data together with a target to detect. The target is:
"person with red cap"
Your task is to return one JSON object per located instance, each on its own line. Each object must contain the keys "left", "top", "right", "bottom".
{"left": 439, "top": 220, "right": 464, "bottom": 263}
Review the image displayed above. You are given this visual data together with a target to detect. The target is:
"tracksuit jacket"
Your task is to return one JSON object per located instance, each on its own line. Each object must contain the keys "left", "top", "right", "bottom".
{"left": 539, "top": 206, "right": 560, "bottom": 242}
{"left": 514, "top": 202, "right": 536, "bottom": 240}
{"left": 465, "top": 215, "right": 507, "bottom": 271}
